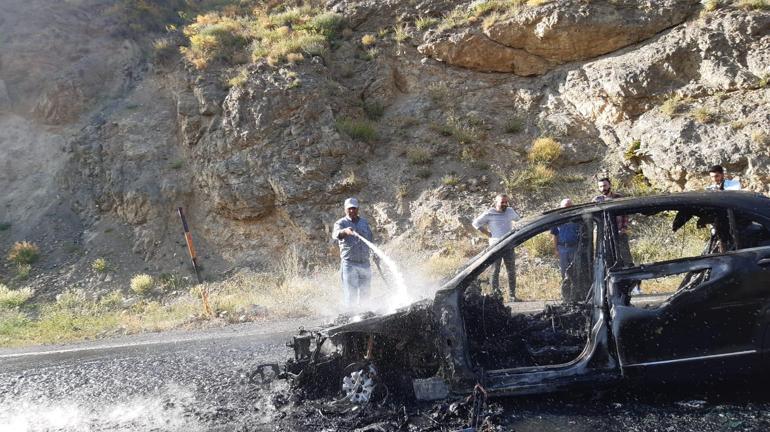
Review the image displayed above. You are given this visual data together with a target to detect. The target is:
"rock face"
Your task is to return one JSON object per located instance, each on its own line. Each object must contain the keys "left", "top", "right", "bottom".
{"left": 560, "top": 10, "right": 770, "bottom": 190}
{"left": 419, "top": 0, "right": 701, "bottom": 75}
{"left": 1, "top": 0, "right": 769, "bottom": 286}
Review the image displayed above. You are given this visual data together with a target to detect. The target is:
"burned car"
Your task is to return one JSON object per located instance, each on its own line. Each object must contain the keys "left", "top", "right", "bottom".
{"left": 285, "top": 191, "right": 770, "bottom": 401}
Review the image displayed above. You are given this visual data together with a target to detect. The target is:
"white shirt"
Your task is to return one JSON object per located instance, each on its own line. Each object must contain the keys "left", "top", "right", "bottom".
{"left": 472, "top": 207, "right": 521, "bottom": 244}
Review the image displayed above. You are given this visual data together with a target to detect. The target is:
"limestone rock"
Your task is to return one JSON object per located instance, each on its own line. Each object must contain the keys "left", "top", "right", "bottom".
{"left": 420, "top": 0, "right": 699, "bottom": 75}
{"left": 418, "top": 29, "right": 553, "bottom": 75}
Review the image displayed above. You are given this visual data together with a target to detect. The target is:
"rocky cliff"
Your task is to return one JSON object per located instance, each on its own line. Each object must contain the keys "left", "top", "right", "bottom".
{"left": 0, "top": 0, "right": 768, "bottom": 295}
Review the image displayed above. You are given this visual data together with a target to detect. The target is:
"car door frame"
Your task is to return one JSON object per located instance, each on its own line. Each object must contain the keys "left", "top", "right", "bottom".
{"left": 606, "top": 204, "right": 770, "bottom": 384}
{"left": 466, "top": 211, "right": 621, "bottom": 396}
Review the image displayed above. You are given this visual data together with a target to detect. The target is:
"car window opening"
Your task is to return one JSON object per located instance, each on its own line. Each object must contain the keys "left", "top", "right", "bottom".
{"left": 460, "top": 216, "right": 597, "bottom": 371}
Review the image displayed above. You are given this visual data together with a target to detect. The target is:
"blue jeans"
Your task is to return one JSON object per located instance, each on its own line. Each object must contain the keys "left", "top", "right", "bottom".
{"left": 341, "top": 261, "right": 371, "bottom": 306}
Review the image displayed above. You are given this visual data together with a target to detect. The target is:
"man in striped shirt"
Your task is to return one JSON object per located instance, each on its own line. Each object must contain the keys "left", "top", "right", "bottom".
{"left": 472, "top": 194, "right": 521, "bottom": 300}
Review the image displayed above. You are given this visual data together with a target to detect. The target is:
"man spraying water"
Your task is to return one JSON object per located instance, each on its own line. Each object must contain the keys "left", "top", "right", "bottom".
{"left": 332, "top": 197, "right": 378, "bottom": 307}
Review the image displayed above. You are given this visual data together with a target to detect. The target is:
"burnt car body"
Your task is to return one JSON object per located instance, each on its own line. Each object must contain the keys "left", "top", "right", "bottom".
{"left": 288, "top": 192, "right": 770, "bottom": 399}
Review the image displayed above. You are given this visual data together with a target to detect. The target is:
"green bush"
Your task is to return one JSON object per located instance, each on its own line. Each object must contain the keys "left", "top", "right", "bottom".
{"left": 130, "top": 274, "right": 155, "bottom": 296}
{"left": 7, "top": 241, "right": 39, "bottom": 265}
{"left": 336, "top": 118, "right": 377, "bottom": 141}
{"left": 504, "top": 117, "right": 524, "bottom": 134}
{"left": 363, "top": 100, "right": 385, "bottom": 120}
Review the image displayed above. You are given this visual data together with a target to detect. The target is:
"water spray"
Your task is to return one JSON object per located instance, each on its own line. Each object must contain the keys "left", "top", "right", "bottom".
{"left": 351, "top": 232, "right": 411, "bottom": 310}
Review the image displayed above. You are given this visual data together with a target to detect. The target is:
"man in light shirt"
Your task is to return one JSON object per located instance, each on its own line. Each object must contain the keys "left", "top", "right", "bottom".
{"left": 706, "top": 165, "right": 741, "bottom": 191}
{"left": 472, "top": 194, "right": 521, "bottom": 300}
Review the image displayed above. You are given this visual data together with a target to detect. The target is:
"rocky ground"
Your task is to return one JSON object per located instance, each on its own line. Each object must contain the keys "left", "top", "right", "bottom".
{"left": 1, "top": 318, "right": 768, "bottom": 432}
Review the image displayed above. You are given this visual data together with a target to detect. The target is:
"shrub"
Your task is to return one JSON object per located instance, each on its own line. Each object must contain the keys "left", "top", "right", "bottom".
{"left": 528, "top": 137, "right": 562, "bottom": 165}
{"left": 523, "top": 233, "right": 553, "bottom": 258}
{"left": 661, "top": 94, "right": 684, "bottom": 117}
{"left": 760, "top": 74, "right": 769, "bottom": 88}
{"left": 702, "top": 0, "right": 720, "bottom": 11}
{"left": 7, "top": 241, "right": 39, "bottom": 265}
{"left": 180, "top": 7, "right": 343, "bottom": 69}
{"left": 361, "top": 34, "right": 376, "bottom": 46}
{"left": 364, "top": 47, "right": 379, "bottom": 60}
{"left": 415, "top": 16, "right": 439, "bottom": 31}
{"left": 393, "top": 24, "right": 410, "bottom": 42}
{"left": 624, "top": 140, "right": 642, "bottom": 162}
{"left": 427, "top": 82, "right": 451, "bottom": 104}
{"left": 130, "top": 274, "right": 155, "bottom": 296}
{"left": 336, "top": 118, "right": 377, "bottom": 141}
{"left": 152, "top": 37, "right": 178, "bottom": 64}
{"left": 16, "top": 264, "right": 31, "bottom": 280}
{"left": 308, "top": 12, "right": 345, "bottom": 38}
{"left": 691, "top": 106, "right": 715, "bottom": 124}
{"left": 501, "top": 163, "right": 556, "bottom": 193}
{"left": 735, "top": 0, "right": 770, "bottom": 10}
{"left": 0, "top": 285, "right": 34, "bottom": 308}
{"left": 396, "top": 184, "right": 409, "bottom": 199}
{"left": 415, "top": 168, "right": 432, "bottom": 179}
{"left": 504, "top": 116, "right": 524, "bottom": 134}
{"left": 0, "top": 222, "right": 10, "bottom": 231}
{"left": 92, "top": 258, "right": 108, "bottom": 273}
{"left": 407, "top": 148, "right": 433, "bottom": 165}
{"left": 436, "top": 114, "right": 482, "bottom": 144}
{"left": 441, "top": 174, "right": 460, "bottom": 186}
{"left": 363, "top": 100, "right": 385, "bottom": 120}
{"left": 752, "top": 130, "right": 769, "bottom": 146}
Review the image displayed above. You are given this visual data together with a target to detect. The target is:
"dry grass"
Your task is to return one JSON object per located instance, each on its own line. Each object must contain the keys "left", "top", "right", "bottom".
{"left": 0, "top": 245, "right": 347, "bottom": 347}
{"left": 181, "top": 7, "right": 343, "bottom": 69}
{"left": 92, "top": 258, "right": 108, "bottom": 273}
{"left": 661, "top": 94, "right": 685, "bottom": 117}
{"left": 0, "top": 285, "right": 34, "bottom": 309}
{"left": 406, "top": 147, "right": 433, "bottom": 165}
{"left": 130, "top": 274, "right": 155, "bottom": 296}
{"left": 528, "top": 137, "right": 562, "bottom": 164}
{"left": 361, "top": 34, "right": 376, "bottom": 46}
{"left": 735, "top": 0, "right": 770, "bottom": 10}
{"left": 415, "top": 16, "right": 439, "bottom": 31}
{"left": 691, "top": 106, "right": 715, "bottom": 124}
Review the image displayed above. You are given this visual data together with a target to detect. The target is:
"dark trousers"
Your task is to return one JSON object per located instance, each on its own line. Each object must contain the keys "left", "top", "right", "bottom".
{"left": 491, "top": 249, "right": 516, "bottom": 299}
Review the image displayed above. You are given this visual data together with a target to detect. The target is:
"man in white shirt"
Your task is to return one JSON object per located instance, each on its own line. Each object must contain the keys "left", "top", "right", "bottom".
{"left": 706, "top": 165, "right": 741, "bottom": 191}
{"left": 472, "top": 194, "right": 521, "bottom": 300}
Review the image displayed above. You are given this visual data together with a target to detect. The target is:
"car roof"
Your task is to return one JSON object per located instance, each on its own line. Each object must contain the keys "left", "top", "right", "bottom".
{"left": 541, "top": 191, "right": 770, "bottom": 219}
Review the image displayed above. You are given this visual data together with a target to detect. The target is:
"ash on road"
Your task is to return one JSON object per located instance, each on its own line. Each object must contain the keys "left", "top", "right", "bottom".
{"left": 1, "top": 318, "right": 768, "bottom": 432}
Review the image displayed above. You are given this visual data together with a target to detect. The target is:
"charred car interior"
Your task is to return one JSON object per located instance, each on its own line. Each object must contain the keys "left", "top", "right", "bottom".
{"left": 281, "top": 192, "right": 770, "bottom": 403}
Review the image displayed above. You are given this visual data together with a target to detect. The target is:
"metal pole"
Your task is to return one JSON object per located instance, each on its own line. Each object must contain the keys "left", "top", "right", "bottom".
{"left": 178, "top": 207, "right": 212, "bottom": 317}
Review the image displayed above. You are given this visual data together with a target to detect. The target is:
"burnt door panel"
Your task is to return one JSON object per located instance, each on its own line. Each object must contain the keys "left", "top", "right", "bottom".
{"left": 610, "top": 248, "right": 770, "bottom": 381}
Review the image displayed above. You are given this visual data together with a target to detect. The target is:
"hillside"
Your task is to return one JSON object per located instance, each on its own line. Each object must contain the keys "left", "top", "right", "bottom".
{"left": 0, "top": 0, "right": 768, "bottom": 342}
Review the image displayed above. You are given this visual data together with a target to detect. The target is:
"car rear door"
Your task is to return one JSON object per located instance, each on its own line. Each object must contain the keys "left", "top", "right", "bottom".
{"left": 609, "top": 246, "right": 770, "bottom": 383}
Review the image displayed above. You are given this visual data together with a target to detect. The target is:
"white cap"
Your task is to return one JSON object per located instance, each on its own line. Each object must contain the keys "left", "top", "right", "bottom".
{"left": 559, "top": 198, "right": 573, "bottom": 208}
{"left": 344, "top": 197, "right": 359, "bottom": 209}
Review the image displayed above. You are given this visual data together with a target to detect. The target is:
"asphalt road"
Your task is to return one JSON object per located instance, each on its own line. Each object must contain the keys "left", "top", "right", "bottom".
{"left": 1, "top": 315, "right": 769, "bottom": 432}
{"left": 0, "top": 318, "right": 321, "bottom": 432}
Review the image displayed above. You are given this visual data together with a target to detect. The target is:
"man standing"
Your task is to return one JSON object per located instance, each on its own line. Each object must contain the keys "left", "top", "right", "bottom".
{"left": 706, "top": 165, "right": 741, "bottom": 191}
{"left": 593, "top": 178, "right": 633, "bottom": 267}
{"left": 551, "top": 198, "right": 582, "bottom": 301}
{"left": 332, "top": 197, "right": 375, "bottom": 307}
{"left": 472, "top": 194, "right": 521, "bottom": 300}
